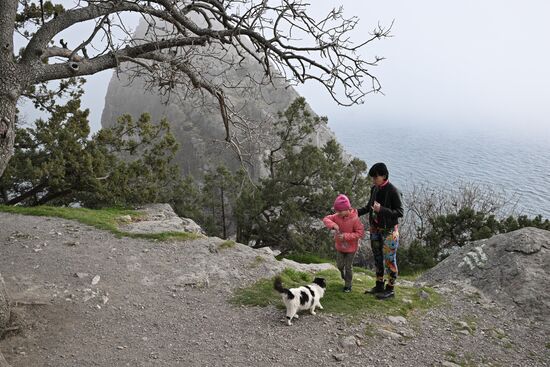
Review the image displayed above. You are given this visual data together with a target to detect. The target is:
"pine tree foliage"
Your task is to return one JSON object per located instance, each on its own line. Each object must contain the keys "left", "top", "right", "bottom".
{"left": 1, "top": 91, "right": 181, "bottom": 207}
{"left": 234, "top": 98, "right": 370, "bottom": 256}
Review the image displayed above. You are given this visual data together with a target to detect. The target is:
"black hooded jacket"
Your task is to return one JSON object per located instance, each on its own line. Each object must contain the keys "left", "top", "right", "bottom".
{"left": 357, "top": 181, "right": 403, "bottom": 229}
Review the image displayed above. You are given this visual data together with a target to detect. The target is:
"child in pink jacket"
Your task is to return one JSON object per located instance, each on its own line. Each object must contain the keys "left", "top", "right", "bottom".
{"left": 323, "top": 194, "right": 365, "bottom": 292}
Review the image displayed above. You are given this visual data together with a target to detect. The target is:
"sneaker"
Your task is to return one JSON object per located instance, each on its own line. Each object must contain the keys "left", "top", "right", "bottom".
{"left": 376, "top": 286, "right": 395, "bottom": 300}
{"left": 365, "top": 280, "right": 385, "bottom": 295}
{"left": 343, "top": 286, "right": 352, "bottom": 293}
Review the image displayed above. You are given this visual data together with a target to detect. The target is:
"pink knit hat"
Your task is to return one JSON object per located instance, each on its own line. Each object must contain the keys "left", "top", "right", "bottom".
{"left": 333, "top": 194, "right": 352, "bottom": 211}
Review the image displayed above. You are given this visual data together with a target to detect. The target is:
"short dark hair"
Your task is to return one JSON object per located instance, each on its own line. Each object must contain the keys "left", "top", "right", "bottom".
{"left": 368, "top": 162, "right": 389, "bottom": 179}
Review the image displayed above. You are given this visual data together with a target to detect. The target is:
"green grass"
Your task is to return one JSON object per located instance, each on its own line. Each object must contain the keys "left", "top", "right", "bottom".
{"left": 276, "top": 252, "right": 332, "bottom": 264}
{"left": 230, "top": 267, "right": 441, "bottom": 318}
{"left": 0, "top": 205, "right": 202, "bottom": 241}
{"left": 219, "top": 240, "right": 236, "bottom": 250}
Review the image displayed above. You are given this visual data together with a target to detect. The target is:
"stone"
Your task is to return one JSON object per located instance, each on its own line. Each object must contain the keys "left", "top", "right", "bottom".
{"left": 118, "top": 204, "right": 205, "bottom": 235}
{"left": 91, "top": 275, "right": 101, "bottom": 285}
{"left": 419, "top": 227, "right": 550, "bottom": 320}
{"left": 378, "top": 329, "right": 403, "bottom": 340}
{"left": 338, "top": 336, "right": 357, "bottom": 352}
{"left": 332, "top": 353, "right": 347, "bottom": 362}
{"left": 388, "top": 316, "right": 408, "bottom": 325}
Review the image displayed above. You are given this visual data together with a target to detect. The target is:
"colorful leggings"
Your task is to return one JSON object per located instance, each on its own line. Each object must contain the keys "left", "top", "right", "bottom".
{"left": 370, "top": 226, "right": 399, "bottom": 286}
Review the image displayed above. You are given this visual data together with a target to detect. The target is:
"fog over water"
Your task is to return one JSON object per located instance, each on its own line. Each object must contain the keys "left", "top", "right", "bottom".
{"left": 330, "top": 121, "right": 550, "bottom": 219}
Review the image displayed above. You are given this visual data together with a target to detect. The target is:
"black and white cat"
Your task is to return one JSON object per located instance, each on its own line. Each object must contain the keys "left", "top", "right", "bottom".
{"left": 273, "top": 276, "right": 326, "bottom": 326}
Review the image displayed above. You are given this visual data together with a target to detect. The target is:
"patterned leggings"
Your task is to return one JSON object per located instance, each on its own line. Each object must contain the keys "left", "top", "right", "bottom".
{"left": 370, "top": 226, "right": 399, "bottom": 286}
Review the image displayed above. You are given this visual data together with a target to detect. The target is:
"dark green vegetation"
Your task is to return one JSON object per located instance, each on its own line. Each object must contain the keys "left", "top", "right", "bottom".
{"left": 1, "top": 80, "right": 181, "bottom": 208}
{"left": 399, "top": 207, "right": 550, "bottom": 274}
{"left": 2, "top": 86, "right": 548, "bottom": 275}
{"left": 0, "top": 205, "right": 200, "bottom": 241}
{"left": 230, "top": 268, "right": 440, "bottom": 317}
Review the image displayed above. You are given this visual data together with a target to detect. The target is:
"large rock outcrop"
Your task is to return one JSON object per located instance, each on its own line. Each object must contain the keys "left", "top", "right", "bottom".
{"left": 118, "top": 203, "right": 204, "bottom": 235}
{"left": 419, "top": 227, "right": 550, "bottom": 320}
{"left": 101, "top": 19, "right": 338, "bottom": 180}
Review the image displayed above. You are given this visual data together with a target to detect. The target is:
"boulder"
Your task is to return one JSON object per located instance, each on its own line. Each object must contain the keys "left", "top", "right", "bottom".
{"left": 119, "top": 203, "right": 205, "bottom": 235}
{"left": 419, "top": 227, "right": 550, "bottom": 320}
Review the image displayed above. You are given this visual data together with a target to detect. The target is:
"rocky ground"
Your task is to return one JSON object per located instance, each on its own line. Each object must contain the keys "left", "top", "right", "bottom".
{"left": 0, "top": 212, "right": 549, "bottom": 367}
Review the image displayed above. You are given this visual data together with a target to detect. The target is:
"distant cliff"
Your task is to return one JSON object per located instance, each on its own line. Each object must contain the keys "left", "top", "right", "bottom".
{"left": 101, "top": 19, "right": 339, "bottom": 180}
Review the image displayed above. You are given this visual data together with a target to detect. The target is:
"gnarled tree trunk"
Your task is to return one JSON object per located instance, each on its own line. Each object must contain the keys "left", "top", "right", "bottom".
{"left": 0, "top": 92, "right": 18, "bottom": 179}
{"left": 0, "top": 0, "right": 20, "bottom": 179}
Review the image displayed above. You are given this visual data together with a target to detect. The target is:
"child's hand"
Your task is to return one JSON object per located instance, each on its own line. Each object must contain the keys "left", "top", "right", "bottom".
{"left": 372, "top": 201, "right": 381, "bottom": 213}
{"left": 332, "top": 224, "right": 340, "bottom": 232}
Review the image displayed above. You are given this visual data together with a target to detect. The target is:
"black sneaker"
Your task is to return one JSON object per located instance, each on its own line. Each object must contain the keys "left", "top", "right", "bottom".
{"left": 365, "top": 280, "right": 385, "bottom": 295}
{"left": 376, "top": 286, "right": 395, "bottom": 300}
{"left": 343, "top": 286, "right": 352, "bottom": 293}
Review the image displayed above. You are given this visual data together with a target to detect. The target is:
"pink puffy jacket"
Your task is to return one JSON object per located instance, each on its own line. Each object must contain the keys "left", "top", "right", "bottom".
{"left": 322, "top": 209, "right": 365, "bottom": 253}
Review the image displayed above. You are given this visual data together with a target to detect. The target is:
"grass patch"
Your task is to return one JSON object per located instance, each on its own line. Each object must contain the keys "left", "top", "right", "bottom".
{"left": 218, "top": 240, "right": 236, "bottom": 250}
{"left": 444, "top": 351, "right": 458, "bottom": 363}
{"left": 277, "top": 252, "right": 332, "bottom": 264}
{"left": 230, "top": 267, "right": 441, "bottom": 318}
{"left": 0, "top": 205, "right": 202, "bottom": 241}
{"left": 248, "top": 256, "right": 266, "bottom": 269}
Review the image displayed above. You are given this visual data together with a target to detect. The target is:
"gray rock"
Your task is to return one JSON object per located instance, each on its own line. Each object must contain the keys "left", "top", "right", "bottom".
{"left": 387, "top": 316, "right": 407, "bottom": 325}
{"left": 119, "top": 204, "right": 205, "bottom": 235}
{"left": 332, "top": 353, "right": 347, "bottom": 362}
{"left": 419, "top": 227, "right": 550, "bottom": 320}
{"left": 338, "top": 336, "right": 357, "bottom": 352}
{"left": 378, "top": 329, "right": 403, "bottom": 340}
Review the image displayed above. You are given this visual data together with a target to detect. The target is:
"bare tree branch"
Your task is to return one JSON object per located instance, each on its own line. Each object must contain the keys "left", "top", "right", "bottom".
{"left": 2, "top": 0, "right": 392, "bottom": 179}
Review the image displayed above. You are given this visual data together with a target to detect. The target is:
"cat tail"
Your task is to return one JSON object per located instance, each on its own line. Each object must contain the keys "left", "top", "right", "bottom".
{"left": 273, "top": 276, "right": 294, "bottom": 299}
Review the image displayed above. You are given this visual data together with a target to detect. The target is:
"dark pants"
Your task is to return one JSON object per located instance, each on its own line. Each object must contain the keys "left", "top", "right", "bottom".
{"left": 370, "top": 226, "right": 399, "bottom": 286}
{"left": 336, "top": 251, "right": 356, "bottom": 288}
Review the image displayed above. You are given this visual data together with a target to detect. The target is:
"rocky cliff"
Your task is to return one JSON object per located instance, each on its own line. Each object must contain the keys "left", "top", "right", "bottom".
{"left": 101, "top": 19, "right": 339, "bottom": 180}
{"left": 419, "top": 227, "right": 550, "bottom": 322}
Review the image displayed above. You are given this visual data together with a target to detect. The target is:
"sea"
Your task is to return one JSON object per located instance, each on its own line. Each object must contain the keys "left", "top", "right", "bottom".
{"left": 329, "top": 121, "right": 550, "bottom": 219}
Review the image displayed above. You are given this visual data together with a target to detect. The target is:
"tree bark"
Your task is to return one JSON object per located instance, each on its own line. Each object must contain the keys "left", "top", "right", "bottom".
{"left": 0, "top": 0, "right": 20, "bottom": 179}
{"left": 0, "top": 86, "right": 19, "bottom": 179}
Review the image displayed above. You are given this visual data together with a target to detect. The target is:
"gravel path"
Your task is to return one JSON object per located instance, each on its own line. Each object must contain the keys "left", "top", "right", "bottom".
{"left": 0, "top": 213, "right": 548, "bottom": 366}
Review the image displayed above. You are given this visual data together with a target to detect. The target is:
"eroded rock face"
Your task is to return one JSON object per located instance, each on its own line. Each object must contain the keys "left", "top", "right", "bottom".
{"left": 101, "top": 19, "right": 338, "bottom": 180}
{"left": 119, "top": 203, "right": 205, "bottom": 235}
{"left": 419, "top": 227, "right": 550, "bottom": 320}
{"left": 0, "top": 273, "right": 9, "bottom": 334}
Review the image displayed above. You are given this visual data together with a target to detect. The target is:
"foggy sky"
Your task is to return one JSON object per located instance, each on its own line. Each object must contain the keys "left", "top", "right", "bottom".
{"left": 19, "top": 1, "right": 550, "bottom": 136}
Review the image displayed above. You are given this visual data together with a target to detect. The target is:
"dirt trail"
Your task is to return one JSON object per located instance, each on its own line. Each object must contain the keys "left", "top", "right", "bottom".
{"left": 0, "top": 213, "right": 548, "bottom": 366}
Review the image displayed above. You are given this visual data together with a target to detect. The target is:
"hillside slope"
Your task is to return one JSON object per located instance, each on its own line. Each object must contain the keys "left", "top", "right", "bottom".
{"left": 0, "top": 212, "right": 548, "bottom": 366}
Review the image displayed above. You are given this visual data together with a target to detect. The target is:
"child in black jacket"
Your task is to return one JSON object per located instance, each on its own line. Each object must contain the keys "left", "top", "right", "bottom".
{"left": 358, "top": 162, "right": 403, "bottom": 299}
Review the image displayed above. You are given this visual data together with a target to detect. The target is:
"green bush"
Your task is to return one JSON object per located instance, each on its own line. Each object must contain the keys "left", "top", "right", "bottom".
{"left": 398, "top": 240, "right": 437, "bottom": 275}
